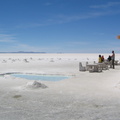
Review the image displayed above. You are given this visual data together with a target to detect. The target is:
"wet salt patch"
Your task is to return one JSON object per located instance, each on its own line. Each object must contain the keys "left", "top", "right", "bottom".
{"left": 11, "top": 74, "right": 70, "bottom": 81}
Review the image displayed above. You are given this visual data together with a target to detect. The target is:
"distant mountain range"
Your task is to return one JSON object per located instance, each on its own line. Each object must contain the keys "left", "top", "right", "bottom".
{"left": 0, "top": 51, "right": 46, "bottom": 53}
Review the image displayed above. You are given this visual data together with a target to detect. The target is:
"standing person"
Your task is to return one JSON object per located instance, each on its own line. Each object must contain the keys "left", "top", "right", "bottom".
{"left": 111, "top": 50, "right": 115, "bottom": 69}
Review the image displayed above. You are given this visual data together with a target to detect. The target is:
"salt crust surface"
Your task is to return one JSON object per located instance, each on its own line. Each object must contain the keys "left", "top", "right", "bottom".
{"left": 0, "top": 53, "right": 120, "bottom": 120}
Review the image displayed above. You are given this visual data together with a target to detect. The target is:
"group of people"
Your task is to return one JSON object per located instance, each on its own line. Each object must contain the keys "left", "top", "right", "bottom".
{"left": 98, "top": 55, "right": 104, "bottom": 63}
{"left": 98, "top": 50, "right": 115, "bottom": 69}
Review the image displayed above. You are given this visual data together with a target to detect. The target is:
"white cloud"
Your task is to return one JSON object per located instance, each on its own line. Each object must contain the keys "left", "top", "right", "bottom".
{"left": 90, "top": 2, "right": 120, "bottom": 9}
{"left": 54, "top": 11, "right": 115, "bottom": 24}
{"left": 0, "top": 33, "right": 61, "bottom": 52}
{"left": 67, "top": 41, "right": 89, "bottom": 46}
{"left": 37, "top": 10, "right": 120, "bottom": 26}
{"left": 15, "top": 1, "right": 120, "bottom": 29}
{"left": 44, "top": 2, "right": 52, "bottom": 6}
{"left": 14, "top": 44, "right": 40, "bottom": 52}
{"left": 13, "top": 43, "right": 55, "bottom": 52}
{"left": 0, "top": 34, "right": 16, "bottom": 43}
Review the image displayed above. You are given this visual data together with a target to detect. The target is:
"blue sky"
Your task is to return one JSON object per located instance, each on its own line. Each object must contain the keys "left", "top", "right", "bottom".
{"left": 0, "top": 0, "right": 120, "bottom": 53}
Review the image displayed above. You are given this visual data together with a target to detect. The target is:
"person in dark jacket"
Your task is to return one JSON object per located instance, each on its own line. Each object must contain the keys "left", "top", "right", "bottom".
{"left": 111, "top": 51, "right": 115, "bottom": 69}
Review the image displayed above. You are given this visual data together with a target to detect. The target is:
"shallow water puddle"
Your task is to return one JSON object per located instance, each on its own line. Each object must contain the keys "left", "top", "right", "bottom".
{"left": 11, "top": 74, "right": 70, "bottom": 81}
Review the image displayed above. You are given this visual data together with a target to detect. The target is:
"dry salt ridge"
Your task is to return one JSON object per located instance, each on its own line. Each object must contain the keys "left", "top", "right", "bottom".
{"left": 0, "top": 53, "right": 120, "bottom": 120}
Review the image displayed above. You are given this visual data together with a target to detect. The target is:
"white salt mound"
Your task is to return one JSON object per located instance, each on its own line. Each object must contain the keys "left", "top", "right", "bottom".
{"left": 26, "top": 81, "right": 47, "bottom": 89}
